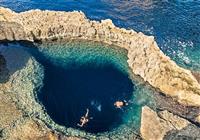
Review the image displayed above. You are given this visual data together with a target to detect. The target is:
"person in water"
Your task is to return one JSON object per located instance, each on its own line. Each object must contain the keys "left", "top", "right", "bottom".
{"left": 114, "top": 100, "right": 128, "bottom": 109}
{"left": 77, "top": 108, "right": 92, "bottom": 127}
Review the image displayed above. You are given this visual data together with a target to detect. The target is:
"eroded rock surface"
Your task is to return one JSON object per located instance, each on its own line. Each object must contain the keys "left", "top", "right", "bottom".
{"left": 164, "top": 124, "right": 200, "bottom": 140}
{"left": 192, "top": 71, "right": 200, "bottom": 84}
{"left": 0, "top": 43, "right": 88, "bottom": 140}
{"left": 0, "top": 6, "right": 200, "bottom": 140}
{"left": 5, "top": 119, "right": 49, "bottom": 140}
{"left": 154, "top": 91, "right": 200, "bottom": 125}
{"left": 4, "top": 118, "right": 84, "bottom": 140}
{"left": 0, "top": 7, "right": 200, "bottom": 106}
{"left": 0, "top": 91, "right": 22, "bottom": 130}
{"left": 0, "top": 43, "right": 45, "bottom": 139}
{"left": 140, "top": 106, "right": 200, "bottom": 140}
{"left": 0, "top": 53, "right": 9, "bottom": 83}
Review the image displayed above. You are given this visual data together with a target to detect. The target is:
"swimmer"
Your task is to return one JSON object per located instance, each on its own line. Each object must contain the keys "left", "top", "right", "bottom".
{"left": 114, "top": 100, "right": 128, "bottom": 109}
{"left": 77, "top": 108, "right": 92, "bottom": 127}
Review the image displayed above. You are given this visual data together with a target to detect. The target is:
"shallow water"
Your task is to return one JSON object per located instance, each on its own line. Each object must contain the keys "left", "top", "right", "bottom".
{"left": 1, "top": 41, "right": 155, "bottom": 136}
{"left": 0, "top": 0, "right": 200, "bottom": 71}
{"left": 31, "top": 42, "right": 134, "bottom": 133}
{"left": 31, "top": 42, "right": 155, "bottom": 134}
{"left": 0, "top": 0, "right": 199, "bottom": 137}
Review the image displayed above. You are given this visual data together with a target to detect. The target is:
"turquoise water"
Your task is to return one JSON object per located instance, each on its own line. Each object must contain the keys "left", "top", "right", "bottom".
{"left": 171, "top": 42, "right": 200, "bottom": 71}
{"left": 1, "top": 0, "right": 198, "bottom": 136}
{"left": 0, "top": 40, "right": 156, "bottom": 137}
{"left": 0, "top": 0, "right": 200, "bottom": 71}
{"left": 19, "top": 41, "right": 156, "bottom": 135}
{"left": 33, "top": 42, "right": 134, "bottom": 133}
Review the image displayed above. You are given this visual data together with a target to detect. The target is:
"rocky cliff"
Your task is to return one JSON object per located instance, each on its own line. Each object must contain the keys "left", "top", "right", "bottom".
{"left": 0, "top": 7, "right": 200, "bottom": 107}
{"left": 141, "top": 106, "right": 200, "bottom": 140}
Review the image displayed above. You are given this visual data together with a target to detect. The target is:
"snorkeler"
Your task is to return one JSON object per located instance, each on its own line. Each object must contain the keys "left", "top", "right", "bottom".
{"left": 77, "top": 108, "right": 92, "bottom": 127}
{"left": 114, "top": 100, "right": 128, "bottom": 109}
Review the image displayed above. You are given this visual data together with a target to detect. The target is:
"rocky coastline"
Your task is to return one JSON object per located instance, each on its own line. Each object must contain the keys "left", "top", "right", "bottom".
{"left": 0, "top": 7, "right": 200, "bottom": 140}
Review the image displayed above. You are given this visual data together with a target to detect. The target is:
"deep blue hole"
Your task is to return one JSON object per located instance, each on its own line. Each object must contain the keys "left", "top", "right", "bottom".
{"left": 38, "top": 60, "right": 134, "bottom": 133}
{"left": 22, "top": 42, "right": 135, "bottom": 133}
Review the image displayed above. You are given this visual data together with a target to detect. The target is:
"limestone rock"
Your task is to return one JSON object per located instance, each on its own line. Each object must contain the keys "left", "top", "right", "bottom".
{"left": 5, "top": 118, "right": 84, "bottom": 140}
{"left": 0, "top": 44, "right": 46, "bottom": 139}
{"left": 158, "top": 110, "right": 190, "bottom": 130}
{"left": 0, "top": 21, "right": 26, "bottom": 41}
{"left": 154, "top": 91, "right": 200, "bottom": 126}
{"left": 140, "top": 106, "right": 191, "bottom": 140}
{"left": 163, "top": 124, "right": 200, "bottom": 140}
{"left": 0, "top": 7, "right": 199, "bottom": 106}
{"left": 0, "top": 43, "right": 88, "bottom": 140}
{"left": 0, "top": 53, "right": 9, "bottom": 83}
{"left": 192, "top": 71, "right": 200, "bottom": 84}
{"left": 195, "top": 115, "right": 200, "bottom": 124}
{"left": 140, "top": 106, "right": 166, "bottom": 140}
{"left": 0, "top": 7, "right": 16, "bottom": 21}
{"left": 0, "top": 91, "right": 22, "bottom": 130}
{"left": 6, "top": 119, "right": 48, "bottom": 140}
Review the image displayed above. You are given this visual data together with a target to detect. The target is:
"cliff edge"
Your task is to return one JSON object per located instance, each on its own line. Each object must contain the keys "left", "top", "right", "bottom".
{"left": 0, "top": 7, "right": 200, "bottom": 106}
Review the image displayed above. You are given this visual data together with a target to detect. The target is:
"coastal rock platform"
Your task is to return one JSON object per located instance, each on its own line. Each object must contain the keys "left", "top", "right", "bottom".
{"left": 0, "top": 7, "right": 200, "bottom": 106}
{"left": 0, "top": 7, "right": 199, "bottom": 140}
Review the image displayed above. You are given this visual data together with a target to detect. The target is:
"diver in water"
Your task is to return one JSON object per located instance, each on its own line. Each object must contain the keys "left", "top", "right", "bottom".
{"left": 114, "top": 100, "right": 128, "bottom": 109}
{"left": 77, "top": 108, "right": 92, "bottom": 127}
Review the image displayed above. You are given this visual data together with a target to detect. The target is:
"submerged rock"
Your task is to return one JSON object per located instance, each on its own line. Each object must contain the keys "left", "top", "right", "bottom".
{"left": 0, "top": 7, "right": 200, "bottom": 140}
{"left": 0, "top": 7, "right": 200, "bottom": 106}
{"left": 0, "top": 44, "right": 46, "bottom": 139}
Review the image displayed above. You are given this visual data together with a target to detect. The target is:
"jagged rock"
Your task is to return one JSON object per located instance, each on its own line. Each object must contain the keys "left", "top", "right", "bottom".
{"left": 0, "top": 43, "right": 87, "bottom": 140}
{"left": 5, "top": 119, "right": 49, "bottom": 140}
{"left": 0, "top": 91, "right": 22, "bottom": 130}
{"left": 0, "top": 53, "right": 9, "bottom": 83}
{"left": 4, "top": 118, "right": 84, "bottom": 140}
{"left": 195, "top": 115, "right": 200, "bottom": 124}
{"left": 192, "top": 71, "right": 200, "bottom": 84}
{"left": 140, "top": 106, "right": 197, "bottom": 140}
{"left": 0, "top": 7, "right": 200, "bottom": 106}
{"left": 163, "top": 124, "right": 200, "bottom": 140}
{"left": 0, "top": 21, "right": 26, "bottom": 41}
{"left": 0, "top": 6, "right": 199, "bottom": 140}
{"left": 154, "top": 92, "right": 200, "bottom": 125}
{"left": 0, "top": 43, "right": 46, "bottom": 139}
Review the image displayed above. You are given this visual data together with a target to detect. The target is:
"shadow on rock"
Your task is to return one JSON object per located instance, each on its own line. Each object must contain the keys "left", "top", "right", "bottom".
{"left": 0, "top": 41, "right": 37, "bottom": 84}
{"left": 164, "top": 124, "right": 200, "bottom": 140}
{"left": 192, "top": 71, "right": 200, "bottom": 84}
{"left": 153, "top": 90, "right": 200, "bottom": 126}
{"left": 0, "top": 53, "right": 9, "bottom": 83}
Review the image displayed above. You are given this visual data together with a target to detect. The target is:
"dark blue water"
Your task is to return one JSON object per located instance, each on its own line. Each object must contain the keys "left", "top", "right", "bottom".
{"left": 0, "top": 0, "right": 200, "bottom": 70}
{"left": 23, "top": 42, "right": 134, "bottom": 133}
{"left": 39, "top": 61, "right": 133, "bottom": 133}
{"left": 0, "top": 0, "right": 200, "bottom": 135}
{"left": 40, "top": 63, "right": 133, "bottom": 133}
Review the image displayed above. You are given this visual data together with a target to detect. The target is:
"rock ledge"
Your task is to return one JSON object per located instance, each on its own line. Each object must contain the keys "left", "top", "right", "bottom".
{"left": 0, "top": 7, "right": 200, "bottom": 106}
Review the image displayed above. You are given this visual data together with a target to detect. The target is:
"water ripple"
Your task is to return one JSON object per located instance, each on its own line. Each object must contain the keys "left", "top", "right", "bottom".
{"left": 0, "top": 0, "right": 200, "bottom": 71}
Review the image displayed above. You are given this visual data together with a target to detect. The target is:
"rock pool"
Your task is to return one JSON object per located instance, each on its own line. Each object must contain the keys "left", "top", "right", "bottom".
{"left": 0, "top": 1, "right": 200, "bottom": 139}
{"left": 31, "top": 42, "right": 135, "bottom": 133}
{"left": 0, "top": 41, "right": 156, "bottom": 138}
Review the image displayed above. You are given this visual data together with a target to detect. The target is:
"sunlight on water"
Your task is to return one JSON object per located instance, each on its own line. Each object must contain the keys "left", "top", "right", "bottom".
{"left": 1, "top": 0, "right": 199, "bottom": 72}
{"left": 36, "top": 42, "right": 130, "bottom": 75}
{"left": 23, "top": 41, "right": 156, "bottom": 137}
